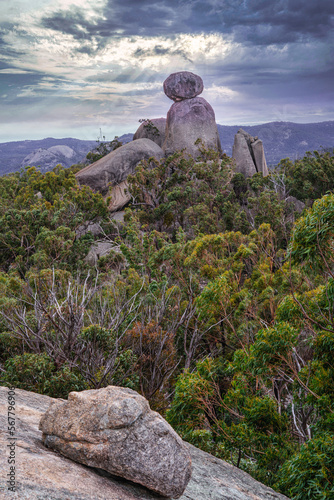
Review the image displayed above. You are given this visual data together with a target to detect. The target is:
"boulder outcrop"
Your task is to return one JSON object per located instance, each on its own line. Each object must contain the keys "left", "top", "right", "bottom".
{"left": 39, "top": 385, "right": 192, "bottom": 498}
{"left": 163, "top": 71, "right": 204, "bottom": 101}
{"left": 232, "top": 128, "right": 269, "bottom": 177}
{"left": 163, "top": 97, "right": 222, "bottom": 158}
{"left": 75, "top": 139, "right": 164, "bottom": 197}
{"left": 84, "top": 241, "right": 120, "bottom": 266}
{"left": 285, "top": 195, "right": 305, "bottom": 213}
{"left": 0, "top": 386, "right": 289, "bottom": 500}
{"left": 133, "top": 118, "right": 166, "bottom": 148}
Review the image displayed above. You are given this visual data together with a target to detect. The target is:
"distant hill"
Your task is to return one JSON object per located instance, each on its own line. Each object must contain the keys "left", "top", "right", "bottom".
{"left": 0, "top": 122, "right": 333, "bottom": 176}
{"left": 0, "top": 135, "right": 133, "bottom": 176}
{"left": 0, "top": 138, "right": 96, "bottom": 176}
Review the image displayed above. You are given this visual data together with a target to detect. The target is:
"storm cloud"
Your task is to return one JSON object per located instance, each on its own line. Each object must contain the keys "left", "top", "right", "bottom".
{"left": 40, "top": 0, "right": 334, "bottom": 43}
{"left": 0, "top": 0, "right": 333, "bottom": 142}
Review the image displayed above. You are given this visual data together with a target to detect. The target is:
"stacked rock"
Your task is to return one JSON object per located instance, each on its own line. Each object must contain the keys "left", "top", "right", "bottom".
{"left": 162, "top": 71, "right": 222, "bottom": 158}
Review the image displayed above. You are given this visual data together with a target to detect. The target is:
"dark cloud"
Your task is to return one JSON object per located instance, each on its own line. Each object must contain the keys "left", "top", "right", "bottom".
{"left": 76, "top": 45, "right": 97, "bottom": 55}
{"left": 37, "top": 0, "right": 333, "bottom": 118}
{"left": 40, "top": 1, "right": 185, "bottom": 41}
{"left": 40, "top": 0, "right": 334, "bottom": 49}
{"left": 41, "top": 8, "right": 94, "bottom": 40}
{"left": 192, "top": 0, "right": 334, "bottom": 44}
{"left": 1, "top": 0, "right": 333, "bottom": 141}
{"left": 134, "top": 45, "right": 193, "bottom": 62}
{"left": 0, "top": 72, "right": 44, "bottom": 98}
{"left": 0, "top": 72, "right": 75, "bottom": 107}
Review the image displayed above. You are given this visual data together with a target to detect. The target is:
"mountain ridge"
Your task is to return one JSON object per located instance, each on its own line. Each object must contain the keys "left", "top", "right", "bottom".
{"left": 0, "top": 121, "right": 333, "bottom": 175}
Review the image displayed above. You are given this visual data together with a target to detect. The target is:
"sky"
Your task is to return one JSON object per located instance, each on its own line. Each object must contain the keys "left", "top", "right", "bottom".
{"left": 0, "top": 0, "right": 333, "bottom": 142}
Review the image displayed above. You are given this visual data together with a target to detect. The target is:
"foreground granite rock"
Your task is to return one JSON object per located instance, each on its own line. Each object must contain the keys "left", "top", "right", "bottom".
{"left": 0, "top": 386, "right": 289, "bottom": 500}
{"left": 39, "top": 386, "right": 192, "bottom": 498}
{"left": 75, "top": 139, "right": 164, "bottom": 196}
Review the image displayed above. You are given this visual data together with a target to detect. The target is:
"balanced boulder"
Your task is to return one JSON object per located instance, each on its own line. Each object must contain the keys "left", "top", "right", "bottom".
{"left": 163, "top": 97, "right": 222, "bottom": 158}
{"left": 232, "top": 128, "right": 268, "bottom": 177}
{"left": 75, "top": 139, "right": 164, "bottom": 197}
{"left": 133, "top": 118, "right": 166, "bottom": 148}
{"left": 39, "top": 386, "right": 192, "bottom": 498}
{"left": 163, "top": 71, "right": 204, "bottom": 101}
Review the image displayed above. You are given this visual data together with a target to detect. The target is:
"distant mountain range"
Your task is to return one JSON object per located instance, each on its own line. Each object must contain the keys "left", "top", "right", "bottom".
{"left": 0, "top": 138, "right": 97, "bottom": 176}
{"left": 0, "top": 122, "right": 333, "bottom": 176}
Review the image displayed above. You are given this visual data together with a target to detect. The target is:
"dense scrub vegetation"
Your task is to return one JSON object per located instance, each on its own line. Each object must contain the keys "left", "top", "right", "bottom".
{"left": 0, "top": 148, "right": 334, "bottom": 498}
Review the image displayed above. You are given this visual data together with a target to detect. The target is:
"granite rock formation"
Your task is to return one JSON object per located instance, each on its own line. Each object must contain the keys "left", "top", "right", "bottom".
{"left": 163, "top": 71, "right": 204, "bottom": 101}
{"left": 0, "top": 386, "right": 289, "bottom": 500}
{"left": 133, "top": 118, "right": 166, "bottom": 148}
{"left": 162, "top": 71, "right": 221, "bottom": 158}
{"left": 163, "top": 96, "right": 222, "bottom": 158}
{"left": 232, "top": 128, "right": 269, "bottom": 177}
{"left": 75, "top": 139, "right": 164, "bottom": 208}
{"left": 39, "top": 385, "right": 192, "bottom": 498}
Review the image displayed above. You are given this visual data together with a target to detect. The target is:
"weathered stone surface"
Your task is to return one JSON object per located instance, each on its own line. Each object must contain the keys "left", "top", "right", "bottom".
{"left": 181, "top": 444, "right": 289, "bottom": 500}
{"left": 285, "top": 195, "right": 305, "bottom": 213}
{"left": 84, "top": 241, "right": 120, "bottom": 266}
{"left": 232, "top": 131, "right": 257, "bottom": 177}
{"left": 39, "top": 386, "right": 192, "bottom": 498}
{"left": 0, "top": 386, "right": 137, "bottom": 500}
{"left": 76, "top": 221, "right": 103, "bottom": 239}
{"left": 76, "top": 139, "right": 164, "bottom": 196}
{"left": 232, "top": 128, "right": 269, "bottom": 178}
{"left": 111, "top": 210, "right": 125, "bottom": 223}
{"left": 108, "top": 179, "right": 131, "bottom": 212}
{"left": 163, "top": 72, "right": 204, "bottom": 101}
{"left": 0, "top": 386, "right": 290, "bottom": 500}
{"left": 163, "top": 97, "right": 222, "bottom": 158}
{"left": 133, "top": 118, "right": 166, "bottom": 148}
{"left": 251, "top": 139, "right": 269, "bottom": 176}
{"left": 285, "top": 195, "right": 306, "bottom": 224}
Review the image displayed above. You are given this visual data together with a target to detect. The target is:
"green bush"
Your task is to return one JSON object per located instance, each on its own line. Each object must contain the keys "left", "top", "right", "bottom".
{"left": 275, "top": 434, "right": 334, "bottom": 499}
{"left": 0, "top": 353, "right": 87, "bottom": 398}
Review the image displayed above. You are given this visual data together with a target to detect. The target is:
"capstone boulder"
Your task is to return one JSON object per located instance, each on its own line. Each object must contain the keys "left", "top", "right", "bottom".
{"left": 163, "top": 71, "right": 204, "bottom": 101}
{"left": 39, "top": 385, "right": 192, "bottom": 498}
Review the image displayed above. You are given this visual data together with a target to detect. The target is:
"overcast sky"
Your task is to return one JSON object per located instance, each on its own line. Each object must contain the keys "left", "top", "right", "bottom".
{"left": 1, "top": 0, "right": 333, "bottom": 142}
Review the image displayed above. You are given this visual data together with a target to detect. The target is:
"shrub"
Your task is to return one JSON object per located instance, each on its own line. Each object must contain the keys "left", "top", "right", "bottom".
{"left": 275, "top": 434, "right": 334, "bottom": 499}
{"left": 0, "top": 353, "right": 87, "bottom": 398}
